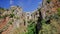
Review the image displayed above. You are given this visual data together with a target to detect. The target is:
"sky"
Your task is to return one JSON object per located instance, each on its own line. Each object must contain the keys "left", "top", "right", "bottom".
{"left": 0, "top": 0, "right": 42, "bottom": 12}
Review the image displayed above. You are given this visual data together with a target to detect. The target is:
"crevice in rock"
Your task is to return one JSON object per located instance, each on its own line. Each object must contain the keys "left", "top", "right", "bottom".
{"left": 0, "top": 31, "right": 3, "bottom": 34}
{"left": 35, "top": 10, "right": 42, "bottom": 34}
{"left": 45, "top": 19, "right": 50, "bottom": 24}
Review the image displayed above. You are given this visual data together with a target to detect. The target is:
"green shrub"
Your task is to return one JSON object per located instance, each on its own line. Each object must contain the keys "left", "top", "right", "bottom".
{"left": 47, "top": 0, "right": 51, "bottom": 3}
{"left": 27, "top": 21, "right": 36, "bottom": 34}
{"left": 9, "top": 21, "right": 12, "bottom": 25}
{"left": 14, "top": 16, "right": 20, "bottom": 19}
{"left": 57, "top": 8, "right": 60, "bottom": 16}
{"left": 3, "top": 14, "right": 9, "bottom": 18}
{"left": 0, "top": 15, "right": 8, "bottom": 19}
{"left": 39, "top": 19, "right": 58, "bottom": 34}
{"left": 41, "top": 19, "right": 46, "bottom": 24}
{"left": 12, "top": 10, "right": 14, "bottom": 13}
{"left": 0, "top": 16, "right": 3, "bottom": 19}
{"left": 10, "top": 14, "right": 15, "bottom": 18}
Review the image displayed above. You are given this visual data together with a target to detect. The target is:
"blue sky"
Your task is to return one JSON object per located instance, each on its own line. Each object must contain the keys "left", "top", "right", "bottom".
{"left": 0, "top": 0, "right": 42, "bottom": 12}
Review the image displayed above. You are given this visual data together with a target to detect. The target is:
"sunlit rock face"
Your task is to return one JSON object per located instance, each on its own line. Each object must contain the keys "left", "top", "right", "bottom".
{"left": 9, "top": 6, "right": 27, "bottom": 34}
{"left": 31, "top": 10, "right": 39, "bottom": 22}
{"left": 41, "top": 0, "right": 60, "bottom": 20}
{"left": 9, "top": 6, "right": 22, "bottom": 28}
{"left": 0, "top": 6, "right": 27, "bottom": 34}
{"left": 40, "top": 0, "right": 60, "bottom": 34}
{"left": 26, "top": 12, "right": 31, "bottom": 20}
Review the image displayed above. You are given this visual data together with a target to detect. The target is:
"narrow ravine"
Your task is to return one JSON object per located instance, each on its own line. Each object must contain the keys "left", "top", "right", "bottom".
{"left": 35, "top": 9, "right": 42, "bottom": 34}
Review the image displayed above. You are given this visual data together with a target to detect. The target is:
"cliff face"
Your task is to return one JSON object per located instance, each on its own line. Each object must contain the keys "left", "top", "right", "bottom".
{"left": 39, "top": 0, "right": 60, "bottom": 34}
{"left": 41, "top": 0, "right": 60, "bottom": 20}
{"left": 0, "top": 6, "right": 27, "bottom": 34}
{"left": 0, "top": 0, "right": 60, "bottom": 34}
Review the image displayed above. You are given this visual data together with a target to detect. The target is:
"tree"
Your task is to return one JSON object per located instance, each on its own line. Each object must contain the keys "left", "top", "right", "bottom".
{"left": 27, "top": 21, "right": 36, "bottom": 34}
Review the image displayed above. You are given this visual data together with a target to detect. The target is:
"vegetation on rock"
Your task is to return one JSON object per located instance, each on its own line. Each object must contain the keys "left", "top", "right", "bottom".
{"left": 47, "top": 0, "right": 51, "bottom": 3}
{"left": 27, "top": 21, "right": 36, "bottom": 34}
